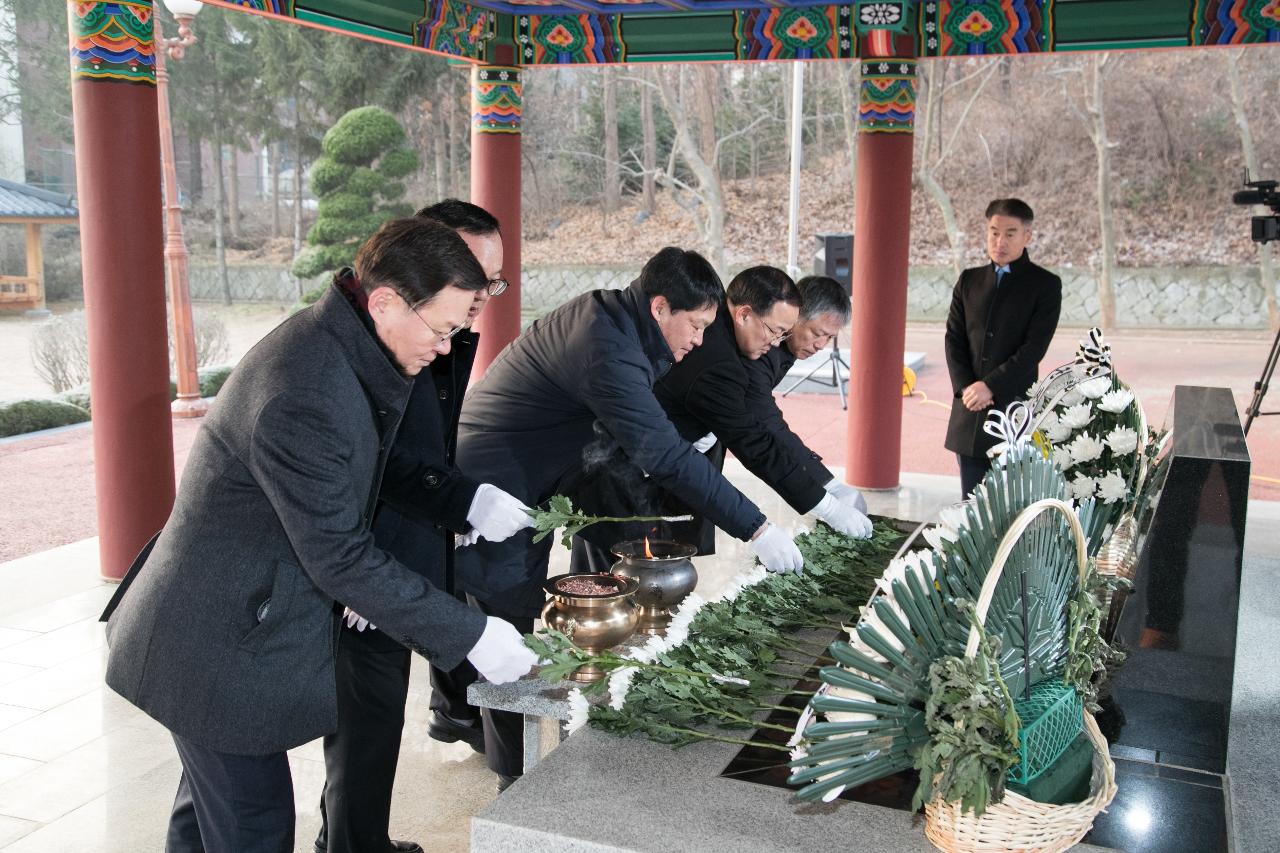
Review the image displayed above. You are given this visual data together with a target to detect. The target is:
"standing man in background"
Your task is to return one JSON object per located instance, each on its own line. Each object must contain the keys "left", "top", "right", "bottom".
{"left": 944, "top": 198, "right": 1062, "bottom": 497}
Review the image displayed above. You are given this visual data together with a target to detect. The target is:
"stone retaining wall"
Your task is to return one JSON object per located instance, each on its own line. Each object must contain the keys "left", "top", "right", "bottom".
{"left": 187, "top": 263, "right": 1275, "bottom": 329}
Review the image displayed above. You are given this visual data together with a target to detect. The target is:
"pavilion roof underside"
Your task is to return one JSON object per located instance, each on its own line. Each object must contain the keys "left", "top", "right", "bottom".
{"left": 212, "top": 1, "right": 1279, "bottom": 65}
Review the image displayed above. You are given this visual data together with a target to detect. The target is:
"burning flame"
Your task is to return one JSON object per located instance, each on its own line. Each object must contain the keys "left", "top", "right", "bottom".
{"left": 643, "top": 536, "right": 654, "bottom": 560}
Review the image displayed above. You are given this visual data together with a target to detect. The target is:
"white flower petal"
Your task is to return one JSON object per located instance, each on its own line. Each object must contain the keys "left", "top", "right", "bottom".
{"left": 1097, "top": 388, "right": 1135, "bottom": 414}
{"left": 565, "top": 687, "right": 590, "bottom": 734}
{"left": 1078, "top": 376, "right": 1112, "bottom": 399}
{"left": 1096, "top": 470, "right": 1129, "bottom": 504}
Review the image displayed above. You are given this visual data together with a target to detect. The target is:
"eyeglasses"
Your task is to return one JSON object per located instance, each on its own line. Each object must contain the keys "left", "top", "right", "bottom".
{"left": 752, "top": 312, "right": 792, "bottom": 344}
{"left": 401, "top": 294, "right": 465, "bottom": 344}
{"left": 486, "top": 277, "right": 509, "bottom": 297}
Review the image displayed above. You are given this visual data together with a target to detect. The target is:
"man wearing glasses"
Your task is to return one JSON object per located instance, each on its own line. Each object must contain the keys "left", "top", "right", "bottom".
{"left": 452, "top": 247, "right": 805, "bottom": 790}
{"left": 103, "top": 218, "right": 537, "bottom": 853}
{"left": 646, "top": 267, "right": 873, "bottom": 557}
{"left": 313, "top": 202, "right": 527, "bottom": 853}
{"left": 740, "top": 275, "right": 869, "bottom": 517}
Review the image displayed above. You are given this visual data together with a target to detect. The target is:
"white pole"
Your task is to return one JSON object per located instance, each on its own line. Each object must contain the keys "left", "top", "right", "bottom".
{"left": 785, "top": 63, "right": 805, "bottom": 279}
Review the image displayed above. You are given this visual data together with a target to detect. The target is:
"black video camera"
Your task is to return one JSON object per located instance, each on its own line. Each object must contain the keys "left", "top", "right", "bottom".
{"left": 1233, "top": 176, "right": 1280, "bottom": 244}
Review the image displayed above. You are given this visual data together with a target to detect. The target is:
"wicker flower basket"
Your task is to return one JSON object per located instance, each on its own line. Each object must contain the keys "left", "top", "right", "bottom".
{"left": 922, "top": 498, "right": 1119, "bottom": 853}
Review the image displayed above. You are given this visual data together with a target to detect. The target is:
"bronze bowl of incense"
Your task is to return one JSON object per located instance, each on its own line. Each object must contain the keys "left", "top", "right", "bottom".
{"left": 541, "top": 573, "right": 641, "bottom": 682}
{"left": 609, "top": 538, "right": 698, "bottom": 634}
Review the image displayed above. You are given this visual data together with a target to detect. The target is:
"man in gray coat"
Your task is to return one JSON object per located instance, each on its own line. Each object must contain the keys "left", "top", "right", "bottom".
{"left": 101, "top": 217, "right": 537, "bottom": 853}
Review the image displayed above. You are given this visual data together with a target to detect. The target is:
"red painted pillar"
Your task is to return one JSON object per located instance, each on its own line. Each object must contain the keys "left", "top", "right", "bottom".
{"left": 67, "top": 1, "right": 175, "bottom": 579}
{"left": 470, "top": 55, "right": 522, "bottom": 376}
{"left": 845, "top": 58, "right": 917, "bottom": 490}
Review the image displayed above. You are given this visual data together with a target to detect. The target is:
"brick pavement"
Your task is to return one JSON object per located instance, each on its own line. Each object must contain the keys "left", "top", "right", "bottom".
{"left": 1, "top": 323, "right": 1276, "bottom": 563}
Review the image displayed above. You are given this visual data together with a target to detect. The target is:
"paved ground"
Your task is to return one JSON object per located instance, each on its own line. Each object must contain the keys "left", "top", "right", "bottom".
{"left": 1, "top": 321, "right": 1276, "bottom": 563}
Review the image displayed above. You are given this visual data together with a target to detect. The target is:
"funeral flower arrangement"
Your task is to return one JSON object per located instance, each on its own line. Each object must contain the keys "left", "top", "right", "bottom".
{"left": 1031, "top": 329, "right": 1147, "bottom": 523}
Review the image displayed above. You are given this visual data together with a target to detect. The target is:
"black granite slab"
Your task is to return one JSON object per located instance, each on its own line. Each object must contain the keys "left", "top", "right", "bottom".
{"left": 1115, "top": 386, "right": 1251, "bottom": 776}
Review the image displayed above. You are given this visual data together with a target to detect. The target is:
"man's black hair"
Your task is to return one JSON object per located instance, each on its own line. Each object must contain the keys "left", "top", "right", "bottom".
{"left": 416, "top": 199, "right": 501, "bottom": 236}
{"left": 354, "top": 217, "right": 486, "bottom": 307}
{"left": 795, "top": 275, "right": 851, "bottom": 325}
{"left": 726, "top": 266, "right": 801, "bottom": 315}
{"left": 984, "top": 198, "right": 1035, "bottom": 225}
{"left": 638, "top": 247, "right": 724, "bottom": 311}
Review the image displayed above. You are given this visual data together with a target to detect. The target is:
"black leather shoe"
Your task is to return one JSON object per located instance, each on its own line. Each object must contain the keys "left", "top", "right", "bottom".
{"left": 427, "top": 712, "right": 485, "bottom": 754}
{"left": 497, "top": 773, "right": 520, "bottom": 794}
{"left": 313, "top": 840, "right": 423, "bottom": 853}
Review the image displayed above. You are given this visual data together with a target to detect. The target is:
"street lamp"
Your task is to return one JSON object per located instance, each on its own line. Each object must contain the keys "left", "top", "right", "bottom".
{"left": 157, "top": 0, "right": 208, "bottom": 417}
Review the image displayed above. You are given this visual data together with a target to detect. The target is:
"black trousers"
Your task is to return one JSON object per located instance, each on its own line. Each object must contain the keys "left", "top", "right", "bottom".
{"left": 316, "top": 623, "right": 412, "bottom": 853}
{"left": 428, "top": 594, "right": 533, "bottom": 778}
{"left": 957, "top": 452, "right": 992, "bottom": 499}
{"left": 167, "top": 732, "right": 295, "bottom": 853}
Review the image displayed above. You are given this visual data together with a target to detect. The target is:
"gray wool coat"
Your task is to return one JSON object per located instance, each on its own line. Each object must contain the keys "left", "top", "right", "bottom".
{"left": 102, "top": 283, "right": 487, "bottom": 756}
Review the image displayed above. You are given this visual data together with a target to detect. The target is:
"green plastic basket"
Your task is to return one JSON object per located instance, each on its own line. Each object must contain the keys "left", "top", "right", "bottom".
{"left": 1008, "top": 679, "right": 1083, "bottom": 785}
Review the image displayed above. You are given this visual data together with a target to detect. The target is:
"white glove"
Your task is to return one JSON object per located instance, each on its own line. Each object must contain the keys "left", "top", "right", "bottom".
{"left": 749, "top": 522, "right": 804, "bottom": 574}
{"left": 343, "top": 607, "right": 375, "bottom": 632}
{"left": 823, "top": 479, "right": 868, "bottom": 514}
{"left": 811, "top": 493, "right": 873, "bottom": 539}
{"left": 466, "top": 483, "right": 534, "bottom": 543}
{"left": 692, "top": 432, "right": 718, "bottom": 453}
{"left": 466, "top": 616, "right": 538, "bottom": 684}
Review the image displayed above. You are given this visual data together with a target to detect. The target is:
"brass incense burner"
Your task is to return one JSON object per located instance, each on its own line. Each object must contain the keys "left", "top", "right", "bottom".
{"left": 541, "top": 573, "right": 640, "bottom": 682}
{"left": 609, "top": 539, "right": 698, "bottom": 634}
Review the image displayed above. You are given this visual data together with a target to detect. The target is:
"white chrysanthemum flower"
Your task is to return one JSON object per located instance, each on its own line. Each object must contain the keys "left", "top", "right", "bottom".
{"left": 565, "top": 687, "right": 590, "bottom": 734}
{"left": 1059, "top": 388, "right": 1084, "bottom": 407}
{"left": 663, "top": 592, "right": 705, "bottom": 648}
{"left": 1106, "top": 425, "right": 1139, "bottom": 455}
{"left": 1046, "top": 422, "right": 1073, "bottom": 443}
{"left": 922, "top": 525, "right": 955, "bottom": 551}
{"left": 1078, "top": 376, "right": 1112, "bottom": 399}
{"left": 1097, "top": 470, "right": 1129, "bottom": 504}
{"left": 1097, "top": 388, "right": 1135, "bottom": 414}
{"left": 607, "top": 666, "right": 637, "bottom": 711}
{"left": 1068, "top": 433, "right": 1105, "bottom": 465}
{"left": 1051, "top": 446, "right": 1075, "bottom": 472}
{"left": 937, "top": 502, "right": 970, "bottom": 533}
{"left": 1037, "top": 411, "right": 1060, "bottom": 434}
{"left": 1070, "top": 472, "right": 1099, "bottom": 500}
{"left": 1059, "top": 403, "right": 1095, "bottom": 430}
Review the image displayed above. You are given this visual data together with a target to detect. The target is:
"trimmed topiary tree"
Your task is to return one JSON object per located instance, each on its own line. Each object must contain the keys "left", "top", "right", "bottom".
{"left": 292, "top": 106, "right": 420, "bottom": 280}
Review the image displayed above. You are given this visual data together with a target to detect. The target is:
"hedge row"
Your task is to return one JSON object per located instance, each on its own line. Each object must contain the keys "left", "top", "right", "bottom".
{"left": 0, "top": 365, "right": 236, "bottom": 439}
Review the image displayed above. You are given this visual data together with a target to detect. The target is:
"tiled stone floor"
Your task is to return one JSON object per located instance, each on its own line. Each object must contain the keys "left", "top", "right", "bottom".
{"left": 0, "top": 463, "right": 1275, "bottom": 851}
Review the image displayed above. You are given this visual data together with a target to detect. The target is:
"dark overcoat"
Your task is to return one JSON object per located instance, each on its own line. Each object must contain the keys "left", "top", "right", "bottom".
{"left": 944, "top": 250, "right": 1062, "bottom": 457}
{"left": 652, "top": 307, "right": 829, "bottom": 552}
{"left": 741, "top": 344, "right": 833, "bottom": 490}
{"left": 453, "top": 280, "right": 767, "bottom": 615}
{"left": 102, "top": 284, "right": 487, "bottom": 756}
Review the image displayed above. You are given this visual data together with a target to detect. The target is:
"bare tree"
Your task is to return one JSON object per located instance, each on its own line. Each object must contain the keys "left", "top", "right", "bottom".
{"left": 916, "top": 60, "right": 1000, "bottom": 277}
{"left": 639, "top": 70, "right": 657, "bottom": 215}
{"left": 1084, "top": 53, "right": 1118, "bottom": 330}
{"left": 603, "top": 68, "right": 620, "bottom": 231}
{"left": 1228, "top": 49, "right": 1277, "bottom": 329}
{"left": 657, "top": 66, "right": 728, "bottom": 274}
{"left": 838, "top": 61, "right": 858, "bottom": 188}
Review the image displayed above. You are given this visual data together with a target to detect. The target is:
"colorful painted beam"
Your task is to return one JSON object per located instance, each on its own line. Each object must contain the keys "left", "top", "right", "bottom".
{"left": 204, "top": 0, "right": 1280, "bottom": 64}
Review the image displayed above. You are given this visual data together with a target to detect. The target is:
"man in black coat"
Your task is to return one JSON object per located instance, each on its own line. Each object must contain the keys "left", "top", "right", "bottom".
{"left": 101, "top": 218, "right": 537, "bottom": 853}
{"left": 647, "top": 267, "right": 872, "bottom": 554}
{"left": 314, "top": 202, "right": 520, "bottom": 853}
{"left": 741, "top": 275, "right": 868, "bottom": 514}
{"left": 944, "top": 198, "right": 1062, "bottom": 497}
{"left": 451, "top": 247, "right": 806, "bottom": 786}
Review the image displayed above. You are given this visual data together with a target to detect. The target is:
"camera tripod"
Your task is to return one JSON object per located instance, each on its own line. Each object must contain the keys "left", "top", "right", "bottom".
{"left": 780, "top": 335, "right": 849, "bottom": 410}
{"left": 1244, "top": 322, "right": 1280, "bottom": 435}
